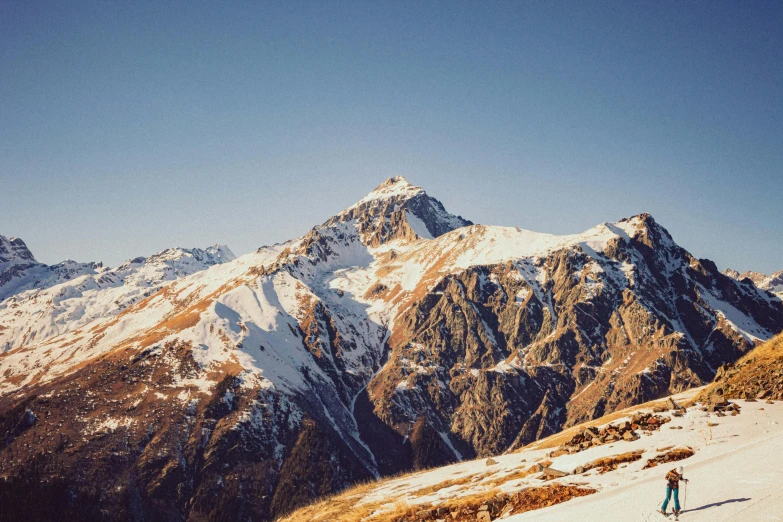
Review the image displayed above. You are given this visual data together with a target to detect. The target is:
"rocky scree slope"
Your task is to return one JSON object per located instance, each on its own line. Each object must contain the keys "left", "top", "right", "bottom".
{"left": 0, "top": 176, "right": 781, "bottom": 521}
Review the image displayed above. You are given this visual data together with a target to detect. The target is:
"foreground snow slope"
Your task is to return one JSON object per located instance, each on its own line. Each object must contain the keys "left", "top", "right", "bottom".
{"left": 287, "top": 387, "right": 783, "bottom": 522}
{"left": 513, "top": 399, "right": 783, "bottom": 521}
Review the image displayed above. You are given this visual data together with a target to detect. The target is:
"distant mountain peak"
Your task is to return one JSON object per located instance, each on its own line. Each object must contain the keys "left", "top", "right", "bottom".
{"left": 724, "top": 267, "right": 783, "bottom": 299}
{"left": 0, "top": 235, "right": 37, "bottom": 265}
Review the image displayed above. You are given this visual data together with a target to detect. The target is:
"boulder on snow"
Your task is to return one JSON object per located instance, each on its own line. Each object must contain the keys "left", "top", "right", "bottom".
{"left": 540, "top": 467, "right": 569, "bottom": 480}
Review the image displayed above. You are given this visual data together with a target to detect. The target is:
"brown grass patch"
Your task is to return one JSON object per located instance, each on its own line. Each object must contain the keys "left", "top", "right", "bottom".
{"left": 385, "top": 484, "right": 595, "bottom": 522}
{"left": 2, "top": 373, "right": 26, "bottom": 386}
{"left": 643, "top": 447, "right": 694, "bottom": 469}
{"left": 409, "top": 474, "right": 476, "bottom": 498}
{"left": 586, "top": 451, "right": 643, "bottom": 473}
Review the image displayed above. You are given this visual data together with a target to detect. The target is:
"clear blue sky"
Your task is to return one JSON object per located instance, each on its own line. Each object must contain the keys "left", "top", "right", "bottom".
{"left": 1, "top": 1, "right": 781, "bottom": 272}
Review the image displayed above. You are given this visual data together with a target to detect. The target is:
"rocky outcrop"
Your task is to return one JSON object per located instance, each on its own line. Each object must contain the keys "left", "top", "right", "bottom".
{"left": 0, "top": 234, "right": 99, "bottom": 301}
{"left": 324, "top": 176, "right": 471, "bottom": 246}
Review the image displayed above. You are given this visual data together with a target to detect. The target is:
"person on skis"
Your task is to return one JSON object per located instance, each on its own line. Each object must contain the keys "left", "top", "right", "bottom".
{"left": 661, "top": 466, "right": 688, "bottom": 516}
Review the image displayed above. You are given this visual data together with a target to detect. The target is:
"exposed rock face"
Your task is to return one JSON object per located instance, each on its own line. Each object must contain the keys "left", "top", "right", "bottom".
{"left": 367, "top": 214, "right": 783, "bottom": 460}
{"left": 724, "top": 268, "right": 783, "bottom": 299}
{"left": 1, "top": 178, "right": 781, "bottom": 521}
{"left": 0, "top": 235, "right": 36, "bottom": 264}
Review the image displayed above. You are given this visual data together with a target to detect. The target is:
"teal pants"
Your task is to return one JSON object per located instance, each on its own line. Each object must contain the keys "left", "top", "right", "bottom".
{"left": 662, "top": 486, "right": 680, "bottom": 512}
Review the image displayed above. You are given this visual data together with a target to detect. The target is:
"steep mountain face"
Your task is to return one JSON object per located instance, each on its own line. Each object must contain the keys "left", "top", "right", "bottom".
{"left": 1, "top": 177, "right": 781, "bottom": 521}
{"left": 364, "top": 214, "right": 783, "bottom": 460}
{"left": 0, "top": 242, "right": 235, "bottom": 353}
{"left": 724, "top": 268, "right": 783, "bottom": 299}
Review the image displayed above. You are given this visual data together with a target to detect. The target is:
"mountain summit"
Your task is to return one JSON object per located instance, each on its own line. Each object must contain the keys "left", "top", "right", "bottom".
{"left": 0, "top": 178, "right": 781, "bottom": 521}
{"left": 326, "top": 176, "right": 472, "bottom": 245}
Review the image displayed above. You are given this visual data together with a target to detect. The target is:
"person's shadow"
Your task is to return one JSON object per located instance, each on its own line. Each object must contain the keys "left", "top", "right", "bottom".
{"left": 682, "top": 498, "right": 751, "bottom": 513}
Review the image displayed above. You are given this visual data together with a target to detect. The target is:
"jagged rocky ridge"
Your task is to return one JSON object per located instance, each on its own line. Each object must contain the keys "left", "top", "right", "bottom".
{"left": 0, "top": 176, "right": 781, "bottom": 521}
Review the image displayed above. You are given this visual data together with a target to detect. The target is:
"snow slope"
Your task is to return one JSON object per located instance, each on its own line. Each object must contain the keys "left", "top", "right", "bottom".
{"left": 0, "top": 244, "right": 235, "bottom": 352}
{"left": 293, "top": 389, "right": 783, "bottom": 522}
{"left": 512, "top": 400, "right": 783, "bottom": 521}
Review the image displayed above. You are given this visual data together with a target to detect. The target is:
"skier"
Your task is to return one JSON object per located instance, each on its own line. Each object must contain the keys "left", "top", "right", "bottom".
{"left": 661, "top": 465, "right": 688, "bottom": 517}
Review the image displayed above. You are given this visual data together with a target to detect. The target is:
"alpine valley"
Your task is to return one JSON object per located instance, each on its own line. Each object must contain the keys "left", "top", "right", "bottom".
{"left": 1, "top": 177, "right": 781, "bottom": 522}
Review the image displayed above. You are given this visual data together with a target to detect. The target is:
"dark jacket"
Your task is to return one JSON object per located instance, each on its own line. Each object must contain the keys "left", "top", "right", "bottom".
{"left": 666, "top": 469, "right": 683, "bottom": 489}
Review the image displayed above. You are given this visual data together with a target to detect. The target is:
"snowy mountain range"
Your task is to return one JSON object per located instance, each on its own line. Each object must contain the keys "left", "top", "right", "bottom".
{"left": 0, "top": 236, "right": 234, "bottom": 352}
{"left": 1, "top": 176, "right": 781, "bottom": 521}
{"left": 723, "top": 267, "right": 783, "bottom": 299}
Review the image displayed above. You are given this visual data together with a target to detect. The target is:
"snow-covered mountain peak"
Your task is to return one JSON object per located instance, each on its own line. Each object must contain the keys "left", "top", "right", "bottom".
{"left": 117, "top": 243, "right": 236, "bottom": 273}
{"left": 1, "top": 183, "right": 783, "bottom": 521}
{"left": 326, "top": 177, "right": 472, "bottom": 246}
{"left": 1, "top": 234, "right": 98, "bottom": 302}
{"left": 0, "top": 235, "right": 36, "bottom": 266}
{"left": 354, "top": 175, "right": 424, "bottom": 206}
